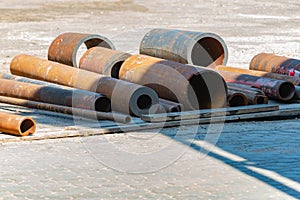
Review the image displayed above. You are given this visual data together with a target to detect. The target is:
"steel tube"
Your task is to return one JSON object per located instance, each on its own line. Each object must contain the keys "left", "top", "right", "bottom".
{"left": 216, "top": 65, "right": 300, "bottom": 86}
{"left": 249, "top": 53, "right": 300, "bottom": 75}
{"left": 226, "top": 82, "right": 268, "bottom": 105}
{"left": 0, "top": 78, "right": 111, "bottom": 112}
{"left": 48, "top": 32, "right": 115, "bottom": 67}
{"left": 120, "top": 54, "right": 227, "bottom": 110}
{"left": 10, "top": 55, "right": 159, "bottom": 116}
{"left": 0, "top": 96, "right": 131, "bottom": 124}
{"left": 0, "top": 111, "right": 36, "bottom": 136}
{"left": 159, "top": 98, "right": 182, "bottom": 112}
{"left": 0, "top": 72, "right": 112, "bottom": 112}
{"left": 211, "top": 69, "right": 295, "bottom": 101}
{"left": 140, "top": 28, "right": 228, "bottom": 67}
{"left": 79, "top": 47, "right": 131, "bottom": 78}
{"left": 227, "top": 90, "right": 248, "bottom": 107}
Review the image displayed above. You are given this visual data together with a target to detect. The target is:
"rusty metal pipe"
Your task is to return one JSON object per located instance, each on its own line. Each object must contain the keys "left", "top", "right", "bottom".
{"left": 0, "top": 78, "right": 111, "bottom": 112}
{"left": 226, "top": 82, "right": 268, "bottom": 105}
{"left": 79, "top": 47, "right": 131, "bottom": 78}
{"left": 10, "top": 54, "right": 159, "bottom": 116}
{"left": 216, "top": 65, "right": 300, "bottom": 86}
{"left": 0, "top": 96, "right": 131, "bottom": 124}
{"left": 120, "top": 54, "right": 227, "bottom": 110}
{"left": 211, "top": 68, "right": 295, "bottom": 101}
{"left": 48, "top": 32, "right": 115, "bottom": 67}
{"left": 0, "top": 72, "right": 112, "bottom": 112}
{"left": 227, "top": 90, "right": 248, "bottom": 107}
{"left": 140, "top": 28, "right": 228, "bottom": 67}
{"left": 159, "top": 98, "right": 182, "bottom": 112}
{"left": 0, "top": 111, "right": 36, "bottom": 136}
{"left": 249, "top": 53, "right": 300, "bottom": 75}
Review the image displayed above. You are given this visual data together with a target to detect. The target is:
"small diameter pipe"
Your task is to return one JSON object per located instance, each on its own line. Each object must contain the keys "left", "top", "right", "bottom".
{"left": 227, "top": 90, "right": 248, "bottom": 107}
{"left": 0, "top": 111, "right": 36, "bottom": 136}
{"left": 0, "top": 96, "right": 131, "bottom": 124}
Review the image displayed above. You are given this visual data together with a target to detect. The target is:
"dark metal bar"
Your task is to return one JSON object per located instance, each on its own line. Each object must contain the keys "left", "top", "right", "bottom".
{"left": 140, "top": 28, "right": 228, "bottom": 67}
{"left": 159, "top": 98, "right": 182, "bottom": 112}
{"left": 0, "top": 96, "right": 131, "bottom": 124}
{"left": 120, "top": 54, "right": 227, "bottom": 110}
{"left": 249, "top": 53, "right": 300, "bottom": 75}
{"left": 48, "top": 32, "right": 115, "bottom": 67}
{"left": 0, "top": 111, "right": 36, "bottom": 136}
{"left": 10, "top": 54, "right": 159, "bottom": 116}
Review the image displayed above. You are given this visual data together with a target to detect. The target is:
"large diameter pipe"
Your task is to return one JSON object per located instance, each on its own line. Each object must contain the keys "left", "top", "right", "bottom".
{"left": 10, "top": 55, "right": 159, "bottom": 116}
{"left": 0, "top": 78, "right": 111, "bottom": 112}
{"left": 213, "top": 69, "right": 295, "bottom": 101}
{"left": 140, "top": 28, "right": 228, "bottom": 67}
{"left": 0, "top": 111, "right": 36, "bottom": 136}
{"left": 249, "top": 53, "right": 300, "bottom": 75}
{"left": 0, "top": 96, "right": 131, "bottom": 124}
{"left": 48, "top": 32, "right": 115, "bottom": 67}
{"left": 119, "top": 54, "right": 227, "bottom": 110}
{"left": 79, "top": 47, "right": 132, "bottom": 78}
{"left": 227, "top": 90, "right": 248, "bottom": 107}
{"left": 216, "top": 65, "right": 300, "bottom": 86}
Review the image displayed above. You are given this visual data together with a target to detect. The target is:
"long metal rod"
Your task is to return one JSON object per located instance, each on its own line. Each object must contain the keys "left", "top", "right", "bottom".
{"left": 0, "top": 111, "right": 36, "bottom": 136}
{"left": 0, "top": 96, "right": 131, "bottom": 124}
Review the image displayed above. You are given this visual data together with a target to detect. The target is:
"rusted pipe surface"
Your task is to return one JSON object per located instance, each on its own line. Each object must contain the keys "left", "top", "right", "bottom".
{"left": 0, "top": 111, "right": 36, "bottom": 136}
{"left": 48, "top": 32, "right": 115, "bottom": 67}
{"left": 10, "top": 55, "right": 159, "bottom": 116}
{"left": 140, "top": 28, "right": 228, "bottom": 67}
{"left": 216, "top": 65, "right": 300, "bottom": 86}
{"left": 227, "top": 90, "right": 248, "bottom": 107}
{"left": 120, "top": 54, "right": 227, "bottom": 110}
{"left": 79, "top": 47, "right": 131, "bottom": 78}
{"left": 0, "top": 78, "right": 110, "bottom": 112}
{"left": 159, "top": 98, "right": 182, "bottom": 112}
{"left": 0, "top": 96, "right": 131, "bottom": 124}
{"left": 212, "top": 69, "right": 295, "bottom": 101}
{"left": 249, "top": 53, "right": 300, "bottom": 75}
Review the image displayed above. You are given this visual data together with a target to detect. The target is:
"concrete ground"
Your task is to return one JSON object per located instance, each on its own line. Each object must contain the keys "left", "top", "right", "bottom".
{"left": 0, "top": 0, "right": 300, "bottom": 199}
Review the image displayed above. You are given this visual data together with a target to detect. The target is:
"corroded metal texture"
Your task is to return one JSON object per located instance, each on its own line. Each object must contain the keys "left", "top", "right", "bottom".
{"left": 120, "top": 54, "right": 227, "bottom": 110}
{"left": 227, "top": 82, "right": 268, "bottom": 105}
{"left": 0, "top": 78, "right": 111, "bottom": 112}
{"left": 140, "top": 28, "right": 228, "bottom": 67}
{"left": 0, "top": 111, "right": 36, "bottom": 136}
{"left": 159, "top": 98, "right": 182, "bottom": 112}
{"left": 0, "top": 96, "right": 131, "bottom": 124}
{"left": 249, "top": 53, "right": 300, "bottom": 75}
{"left": 48, "top": 32, "right": 115, "bottom": 67}
{"left": 10, "top": 55, "right": 159, "bottom": 116}
{"left": 213, "top": 69, "right": 294, "bottom": 101}
{"left": 79, "top": 47, "right": 132, "bottom": 78}
{"left": 227, "top": 90, "right": 248, "bottom": 107}
{"left": 216, "top": 65, "right": 300, "bottom": 86}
